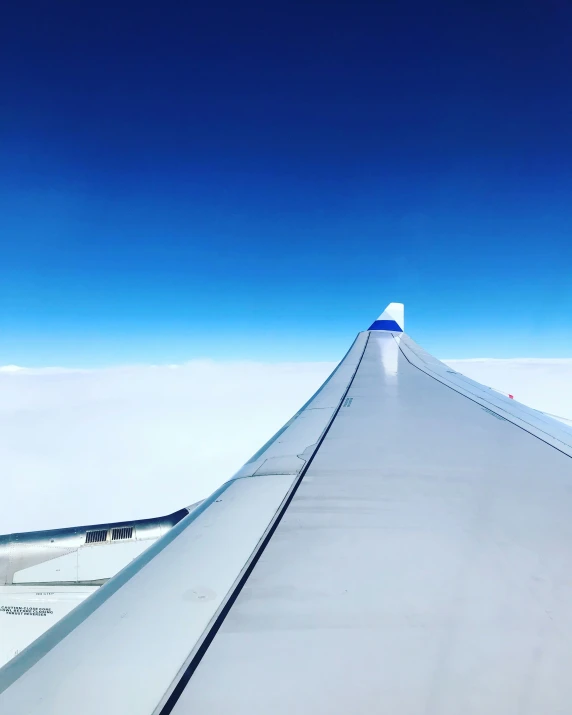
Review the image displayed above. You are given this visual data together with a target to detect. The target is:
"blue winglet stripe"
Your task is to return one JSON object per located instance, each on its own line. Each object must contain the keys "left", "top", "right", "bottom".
{"left": 368, "top": 319, "right": 403, "bottom": 332}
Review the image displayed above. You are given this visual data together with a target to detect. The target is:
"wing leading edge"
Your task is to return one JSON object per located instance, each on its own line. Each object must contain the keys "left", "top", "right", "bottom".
{"left": 2, "top": 303, "right": 572, "bottom": 715}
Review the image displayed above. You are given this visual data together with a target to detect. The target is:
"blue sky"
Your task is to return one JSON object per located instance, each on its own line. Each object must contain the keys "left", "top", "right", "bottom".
{"left": 1, "top": 1, "right": 572, "bottom": 366}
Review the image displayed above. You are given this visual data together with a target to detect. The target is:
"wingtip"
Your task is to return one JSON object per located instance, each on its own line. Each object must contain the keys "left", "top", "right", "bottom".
{"left": 368, "top": 302, "right": 404, "bottom": 332}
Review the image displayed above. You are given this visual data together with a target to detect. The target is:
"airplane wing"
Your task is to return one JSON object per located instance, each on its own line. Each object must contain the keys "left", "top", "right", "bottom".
{"left": 0, "top": 507, "right": 193, "bottom": 666}
{"left": 2, "top": 302, "right": 572, "bottom": 714}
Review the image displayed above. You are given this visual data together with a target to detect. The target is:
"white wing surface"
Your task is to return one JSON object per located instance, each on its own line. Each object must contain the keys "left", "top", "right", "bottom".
{"left": 2, "top": 303, "right": 572, "bottom": 714}
{"left": 0, "top": 508, "right": 191, "bottom": 666}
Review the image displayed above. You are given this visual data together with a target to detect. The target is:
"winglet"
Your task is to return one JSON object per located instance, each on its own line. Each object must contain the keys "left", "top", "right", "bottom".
{"left": 368, "top": 302, "right": 404, "bottom": 332}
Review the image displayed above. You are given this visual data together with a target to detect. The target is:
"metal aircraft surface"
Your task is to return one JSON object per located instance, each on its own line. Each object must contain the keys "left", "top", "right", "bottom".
{"left": 1, "top": 302, "right": 572, "bottom": 714}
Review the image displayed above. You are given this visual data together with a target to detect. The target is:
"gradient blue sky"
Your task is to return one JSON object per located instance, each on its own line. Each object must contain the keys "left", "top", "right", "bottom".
{"left": 1, "top": 1, "right": 571, "bottom": 366}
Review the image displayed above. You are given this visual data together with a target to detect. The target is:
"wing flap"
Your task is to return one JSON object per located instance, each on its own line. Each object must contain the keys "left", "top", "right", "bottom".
{"left": 399, "top": 333, "right": 572, "bottom": 454}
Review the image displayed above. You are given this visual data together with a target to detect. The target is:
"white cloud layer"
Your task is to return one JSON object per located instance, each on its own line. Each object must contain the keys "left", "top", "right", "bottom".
{"left": 2, "top": 357, "right": 572, "bottom": 534}
{"left": 0, "top": 361, "right": 335, "bottom": 533}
